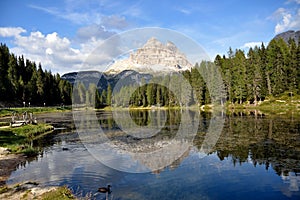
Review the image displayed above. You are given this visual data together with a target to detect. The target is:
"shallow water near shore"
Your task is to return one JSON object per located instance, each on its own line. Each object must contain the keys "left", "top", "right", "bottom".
{"left": 6, "top": 110, "right": 300, "bottom": 199}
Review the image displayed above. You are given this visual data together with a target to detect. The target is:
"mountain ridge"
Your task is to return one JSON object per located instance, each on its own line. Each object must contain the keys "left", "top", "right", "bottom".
{"left": 274, "top": 30, "right": 300, "bottom": 43}
{"left": 61, "top": 69, "right": 153, "bottom": 92}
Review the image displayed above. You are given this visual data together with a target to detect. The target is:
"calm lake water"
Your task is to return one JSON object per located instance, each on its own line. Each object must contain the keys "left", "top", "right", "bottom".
{"left": 6, "top": 110, "right": 300, "bottom": 200}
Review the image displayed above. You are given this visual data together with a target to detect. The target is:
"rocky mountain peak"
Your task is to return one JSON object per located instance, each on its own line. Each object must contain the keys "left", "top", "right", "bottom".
{"left": 166, "top": 41, "right": 178, "bottom": 52}
{"left": 106, "top": 37, "right": 192, "bottom": 74}
{"left": 274, "top": 30, "right": 300, "bottom": 44}
{"left": 143, "top": 37, "right": 163, "bottom": 48}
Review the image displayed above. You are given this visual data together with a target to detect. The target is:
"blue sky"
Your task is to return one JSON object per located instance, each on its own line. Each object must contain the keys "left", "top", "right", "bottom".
{"left": 0, "top": 0, "right": 300, "bottom": 74}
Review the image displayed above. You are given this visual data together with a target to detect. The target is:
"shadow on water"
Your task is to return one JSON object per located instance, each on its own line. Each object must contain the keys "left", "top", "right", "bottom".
{"left": 6, "top": 109, "right": 300, "bottom": 199}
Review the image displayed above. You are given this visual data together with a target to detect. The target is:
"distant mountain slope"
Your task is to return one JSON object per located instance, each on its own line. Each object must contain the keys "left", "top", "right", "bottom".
{"left": 61, "top": 70, "right": 153, "bottom": 92}
{"left": 274, "top": 30, "right": 300, "bottom": 43}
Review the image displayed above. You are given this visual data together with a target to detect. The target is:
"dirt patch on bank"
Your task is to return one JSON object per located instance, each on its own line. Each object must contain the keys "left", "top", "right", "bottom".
{"left": 0, "top": 148, "right": 26, "bottom": 186}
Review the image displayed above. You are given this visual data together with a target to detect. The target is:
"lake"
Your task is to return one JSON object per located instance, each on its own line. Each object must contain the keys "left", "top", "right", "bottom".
{"left": 6, "top": 109, "right": 300, "bottom": 199}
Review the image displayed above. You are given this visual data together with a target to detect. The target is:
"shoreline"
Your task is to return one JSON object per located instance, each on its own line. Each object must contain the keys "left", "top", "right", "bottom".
{"left": 0, "top": 149, "right": 75, "bottom": 199}
{"left": 0, "top": 106, "right": 72, "bottom": 118}
{"left": 0, "top": 123, "right": 55, "bottom": 187}
{"left": 91, "top": 101, "right": 300, "bottom": 116}
{"left": 0, "top": 149, "right": 26, "bottom": 186}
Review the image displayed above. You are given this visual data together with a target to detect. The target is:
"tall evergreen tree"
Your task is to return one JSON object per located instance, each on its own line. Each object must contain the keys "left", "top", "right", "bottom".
{"left": 7, "top": 54, "right": 19, "bottom": 100}
{"left": 297, "top": 40, "right": 300, "bottom": 94}
{"left": 0, "top": 44, "right": 10, "bottom": 101}
{"left": 146, "top": 83, "right": 154, "bottom": 106}
{"left": 106, "top": 84, "right": 112, "bottom": 106}
{"left": 247, "top": 47, "right": 264, "bottom": 104}
{"left": 287, "top": 38, "right": 298, "bottom": 93}
{"left": 36, "top": 64, "right": 45, "bottom": 102}
{"left": 267, "top": 38, "right": 288, "bottom": 96}
{"left": 232, "top": 50, "right": 247, "bottom": 104}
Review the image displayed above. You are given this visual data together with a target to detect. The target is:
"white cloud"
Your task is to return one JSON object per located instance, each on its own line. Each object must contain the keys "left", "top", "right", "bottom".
{"left": 0, "top": 27, "right": 26, "bottom": 37}
{"left": 241, "top": 42, "right": 262, "bottom": 49}
{"left": 272, "top": 8, "right": 300, "bottom": 34}
{"left": 10, "top": 30, "right": 85, "bottom": 74}
{"left": 45, "top": 48, "right": 53, "bottom": 55}
{"left": 2, "top": 26, "right": 122, "bottom": 74}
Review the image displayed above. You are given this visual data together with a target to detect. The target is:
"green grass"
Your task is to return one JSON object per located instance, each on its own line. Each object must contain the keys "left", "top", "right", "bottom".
{"left": 40, "top": 186, "right": 75, "bottom": 200}
{"left": 224, "top": 93, "right": 300, "bottom": 116}
{"left": 0, "top": 106, "right": 71, "bottom": 117}
{"left": 256, "top": 94, "right": 300, "bottom": 115}
{"left": 0, "top": 123, "right": 53, "bottom": 156}
{"left": 0, "top": 186, "right": 10, "bottom": 194}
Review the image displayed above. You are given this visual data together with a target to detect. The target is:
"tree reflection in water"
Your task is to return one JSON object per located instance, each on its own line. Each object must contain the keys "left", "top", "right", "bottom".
{"left": 96, "top": 109, "right": 299, "bottom": 177}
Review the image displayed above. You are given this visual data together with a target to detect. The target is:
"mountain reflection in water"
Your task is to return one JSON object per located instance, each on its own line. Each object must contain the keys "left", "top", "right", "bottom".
{"left": 7, "top": 110, "right": 300, "bottom": 199}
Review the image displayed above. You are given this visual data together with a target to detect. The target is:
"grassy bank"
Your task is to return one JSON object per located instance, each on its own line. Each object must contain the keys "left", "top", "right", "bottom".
{"left": 0, "top": 106, "right": 71, "bottom": 118}
{"left": 0, "top": 123, "right": 54, "bottom": 156}
{"left": 39, "top": 186, "right": 75, "bottom": 200}
{"left": 225, "top": 94, "right": 300, "bottom": 116}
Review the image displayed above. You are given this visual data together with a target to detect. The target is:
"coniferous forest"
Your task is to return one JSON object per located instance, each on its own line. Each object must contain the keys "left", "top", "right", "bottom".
{"left": 215, "top": 37, "right": 300, "bottom": 104}
{"left": 0, "top": 43, "right": 72, "bottom": 107}
{"left": 1, "top": 36, "right": 300, "bottom": 108}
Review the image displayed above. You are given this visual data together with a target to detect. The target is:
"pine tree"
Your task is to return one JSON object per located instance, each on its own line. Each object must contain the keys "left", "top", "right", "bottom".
{"left": 59, "top": 79, "right": 72, "bottom": 105}
{"left": 258, "top": 43, "right": 268, "bottom": 99}
{"left": 287, "top": 38, "right": 298, "bottom": 93}
{"left": 7, "top": 54, "right": 19, "bottom": 100}
{"left": 247, "top": 47, "right": 264, "bottom": 104}
{"left": 27, "top": 63, "right": 38, "bottom": 103}
{"left": 95, "top": 89, "right": 102, "bottom": 108}
{"left": 297, "top": 40, "right": 300, "bottom": 94}
{"left": 106, "top": 84, "right": 112, "bottom": 106}
{"left": 85, "top": 90, "right": 90, "bottom": 106}
{"left": 77, "top": 82, "right": 86, "bottom": 104}
{"left": 232, "top": 50, "right": 247, "bottom": 104}
{"left": 101, "top": 90, "right": 107, "bottom": 105}
{"left": 0, "top": 44, "right": 10, "bottom": 101}
{"left": 156, "top": 85, "right": 161, "bottom": 106}
{"left": 36, "top": 63, "right": 45, "bottom": 102}
{"left": 266, "top": 38, "right": 288, "bottom": 96}
{"left": 146, "top": 83, "right": 154, "bottom": 106}
{"left": 218, "top": 53, "right": 234, "bottom": 103}
{"left": 190, "top": 65, "right": 204, "bottom": 105}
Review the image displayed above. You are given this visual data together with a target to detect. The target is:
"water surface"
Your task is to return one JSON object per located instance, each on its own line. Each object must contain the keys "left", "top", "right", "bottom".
{"left": 7, "top": 110, "right": 300, "bottom": 199}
